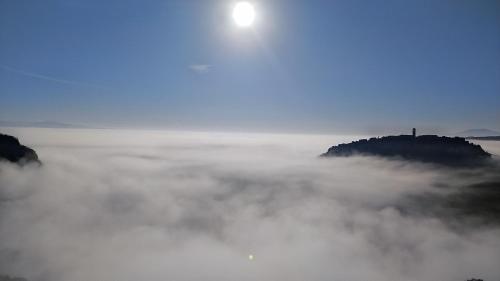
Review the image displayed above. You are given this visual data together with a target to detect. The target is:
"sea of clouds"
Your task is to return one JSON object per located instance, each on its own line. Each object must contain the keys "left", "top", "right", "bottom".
{"left": 0, "top": 128, "right": 499, "bottom": 281}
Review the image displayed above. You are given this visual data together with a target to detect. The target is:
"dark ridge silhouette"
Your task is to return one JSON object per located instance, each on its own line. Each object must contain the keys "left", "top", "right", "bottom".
{"left": 322, "top": 130, "right": 491, "bottom": 167}
{"left": 0, "top": 133, "right": 40, "bottom": 165}
{"left": 467, "top": 136, "right": 500, "bottom": 141}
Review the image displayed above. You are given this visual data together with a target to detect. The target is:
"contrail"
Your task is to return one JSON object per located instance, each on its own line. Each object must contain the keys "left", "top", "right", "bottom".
{"left": 0, "top": 64, "right": 108, "bottom": 90}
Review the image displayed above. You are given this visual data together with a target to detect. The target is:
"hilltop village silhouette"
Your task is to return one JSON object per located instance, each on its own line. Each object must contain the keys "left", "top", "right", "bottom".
{"left": 322, "top": 128, "right": 491, "bottom": 166}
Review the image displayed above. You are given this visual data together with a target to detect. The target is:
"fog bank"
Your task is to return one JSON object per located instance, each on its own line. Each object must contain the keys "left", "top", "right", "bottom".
{"left": 1, "top": 128, "right": 499, "bottom": 281}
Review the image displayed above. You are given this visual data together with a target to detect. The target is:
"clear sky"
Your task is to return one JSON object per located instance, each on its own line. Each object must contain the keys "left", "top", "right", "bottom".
{"left": 1, "top": 0, "right": 499, "bottom": 134}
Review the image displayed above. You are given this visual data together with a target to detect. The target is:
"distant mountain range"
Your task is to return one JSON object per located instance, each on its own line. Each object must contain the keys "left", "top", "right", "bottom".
{"left": 0, "top": 120, "right": 88, "bottom": 129}
{"left": 466, "top": 136, "right": 500, "bottom": 141}
{"left": 455, "top": 129, "right": 500, "bottom": 137}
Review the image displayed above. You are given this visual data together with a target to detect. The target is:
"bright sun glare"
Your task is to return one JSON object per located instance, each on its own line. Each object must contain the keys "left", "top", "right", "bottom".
{"left": 232, "top": 2, "right": 255, "bottom": 27}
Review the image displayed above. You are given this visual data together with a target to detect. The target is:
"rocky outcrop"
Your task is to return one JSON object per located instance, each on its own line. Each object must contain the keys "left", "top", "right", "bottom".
{"left": 322, "top": 135, "right": 491, "bottom": 166}
{"left": 0, "top": 133, "right": 40, "bottom": 165}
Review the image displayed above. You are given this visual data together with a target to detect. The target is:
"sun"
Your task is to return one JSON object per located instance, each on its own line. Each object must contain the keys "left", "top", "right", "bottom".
{"left": 232, "top": 2, "right": 255, "bottom": 27}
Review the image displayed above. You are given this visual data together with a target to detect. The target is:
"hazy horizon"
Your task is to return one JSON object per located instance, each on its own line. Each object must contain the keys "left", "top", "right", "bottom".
{"left": 1, "top": 120, "right": 499, "bottom": 137}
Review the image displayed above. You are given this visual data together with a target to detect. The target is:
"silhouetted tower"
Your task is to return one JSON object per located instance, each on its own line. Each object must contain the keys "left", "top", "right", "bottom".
{"left": 412, "top": 128, "right": 416, "bottom": 138}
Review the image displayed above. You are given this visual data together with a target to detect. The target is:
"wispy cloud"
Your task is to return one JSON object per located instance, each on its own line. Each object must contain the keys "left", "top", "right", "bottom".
{"left": 189, "top": 64, "right": 211, "bottom": 74}
{"left": 0, "top": 64, "right": 107, "bottom": 90}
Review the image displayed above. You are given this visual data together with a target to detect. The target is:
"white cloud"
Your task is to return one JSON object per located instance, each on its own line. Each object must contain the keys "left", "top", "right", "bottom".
{"left": 189, "top": 64, "right": 211, "bottom": 74}
{"left": 0, "top": 128, "right": 499, "bottom": 281}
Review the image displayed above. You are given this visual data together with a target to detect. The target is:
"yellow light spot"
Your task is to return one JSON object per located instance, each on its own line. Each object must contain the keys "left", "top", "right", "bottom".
{"left": 248, "top": 254, "right": 254, "bottom": 260}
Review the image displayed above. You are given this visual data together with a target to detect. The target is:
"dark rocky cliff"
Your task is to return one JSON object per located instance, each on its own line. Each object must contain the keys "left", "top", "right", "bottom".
{"left": 0, "top": 133, "right": 40, "bottom": 165}
{"left": 322, "top": 135, "right": 491, "bottom": 166}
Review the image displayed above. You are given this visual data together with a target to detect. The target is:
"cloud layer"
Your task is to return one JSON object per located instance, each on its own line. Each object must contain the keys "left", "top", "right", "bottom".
{"left": 0, "top": 128, "right": 499, "bottom": 281}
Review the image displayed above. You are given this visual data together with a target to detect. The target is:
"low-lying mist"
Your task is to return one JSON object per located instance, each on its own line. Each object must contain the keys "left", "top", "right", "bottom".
{"left": 1, "top": 128, "right": 499, "bottom": 281}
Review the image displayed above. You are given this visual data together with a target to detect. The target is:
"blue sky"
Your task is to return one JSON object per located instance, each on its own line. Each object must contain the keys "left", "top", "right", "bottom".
{"left": 1, "top": 0, "right": 499, "bottom": 134}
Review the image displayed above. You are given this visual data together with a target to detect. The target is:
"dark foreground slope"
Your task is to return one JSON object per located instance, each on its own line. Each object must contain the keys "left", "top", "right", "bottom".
{"left": 0, "top": 133, "right": 40, "bottom": 165}
{"left": 322, "top": 135, "right": 491, "bottom": 166}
